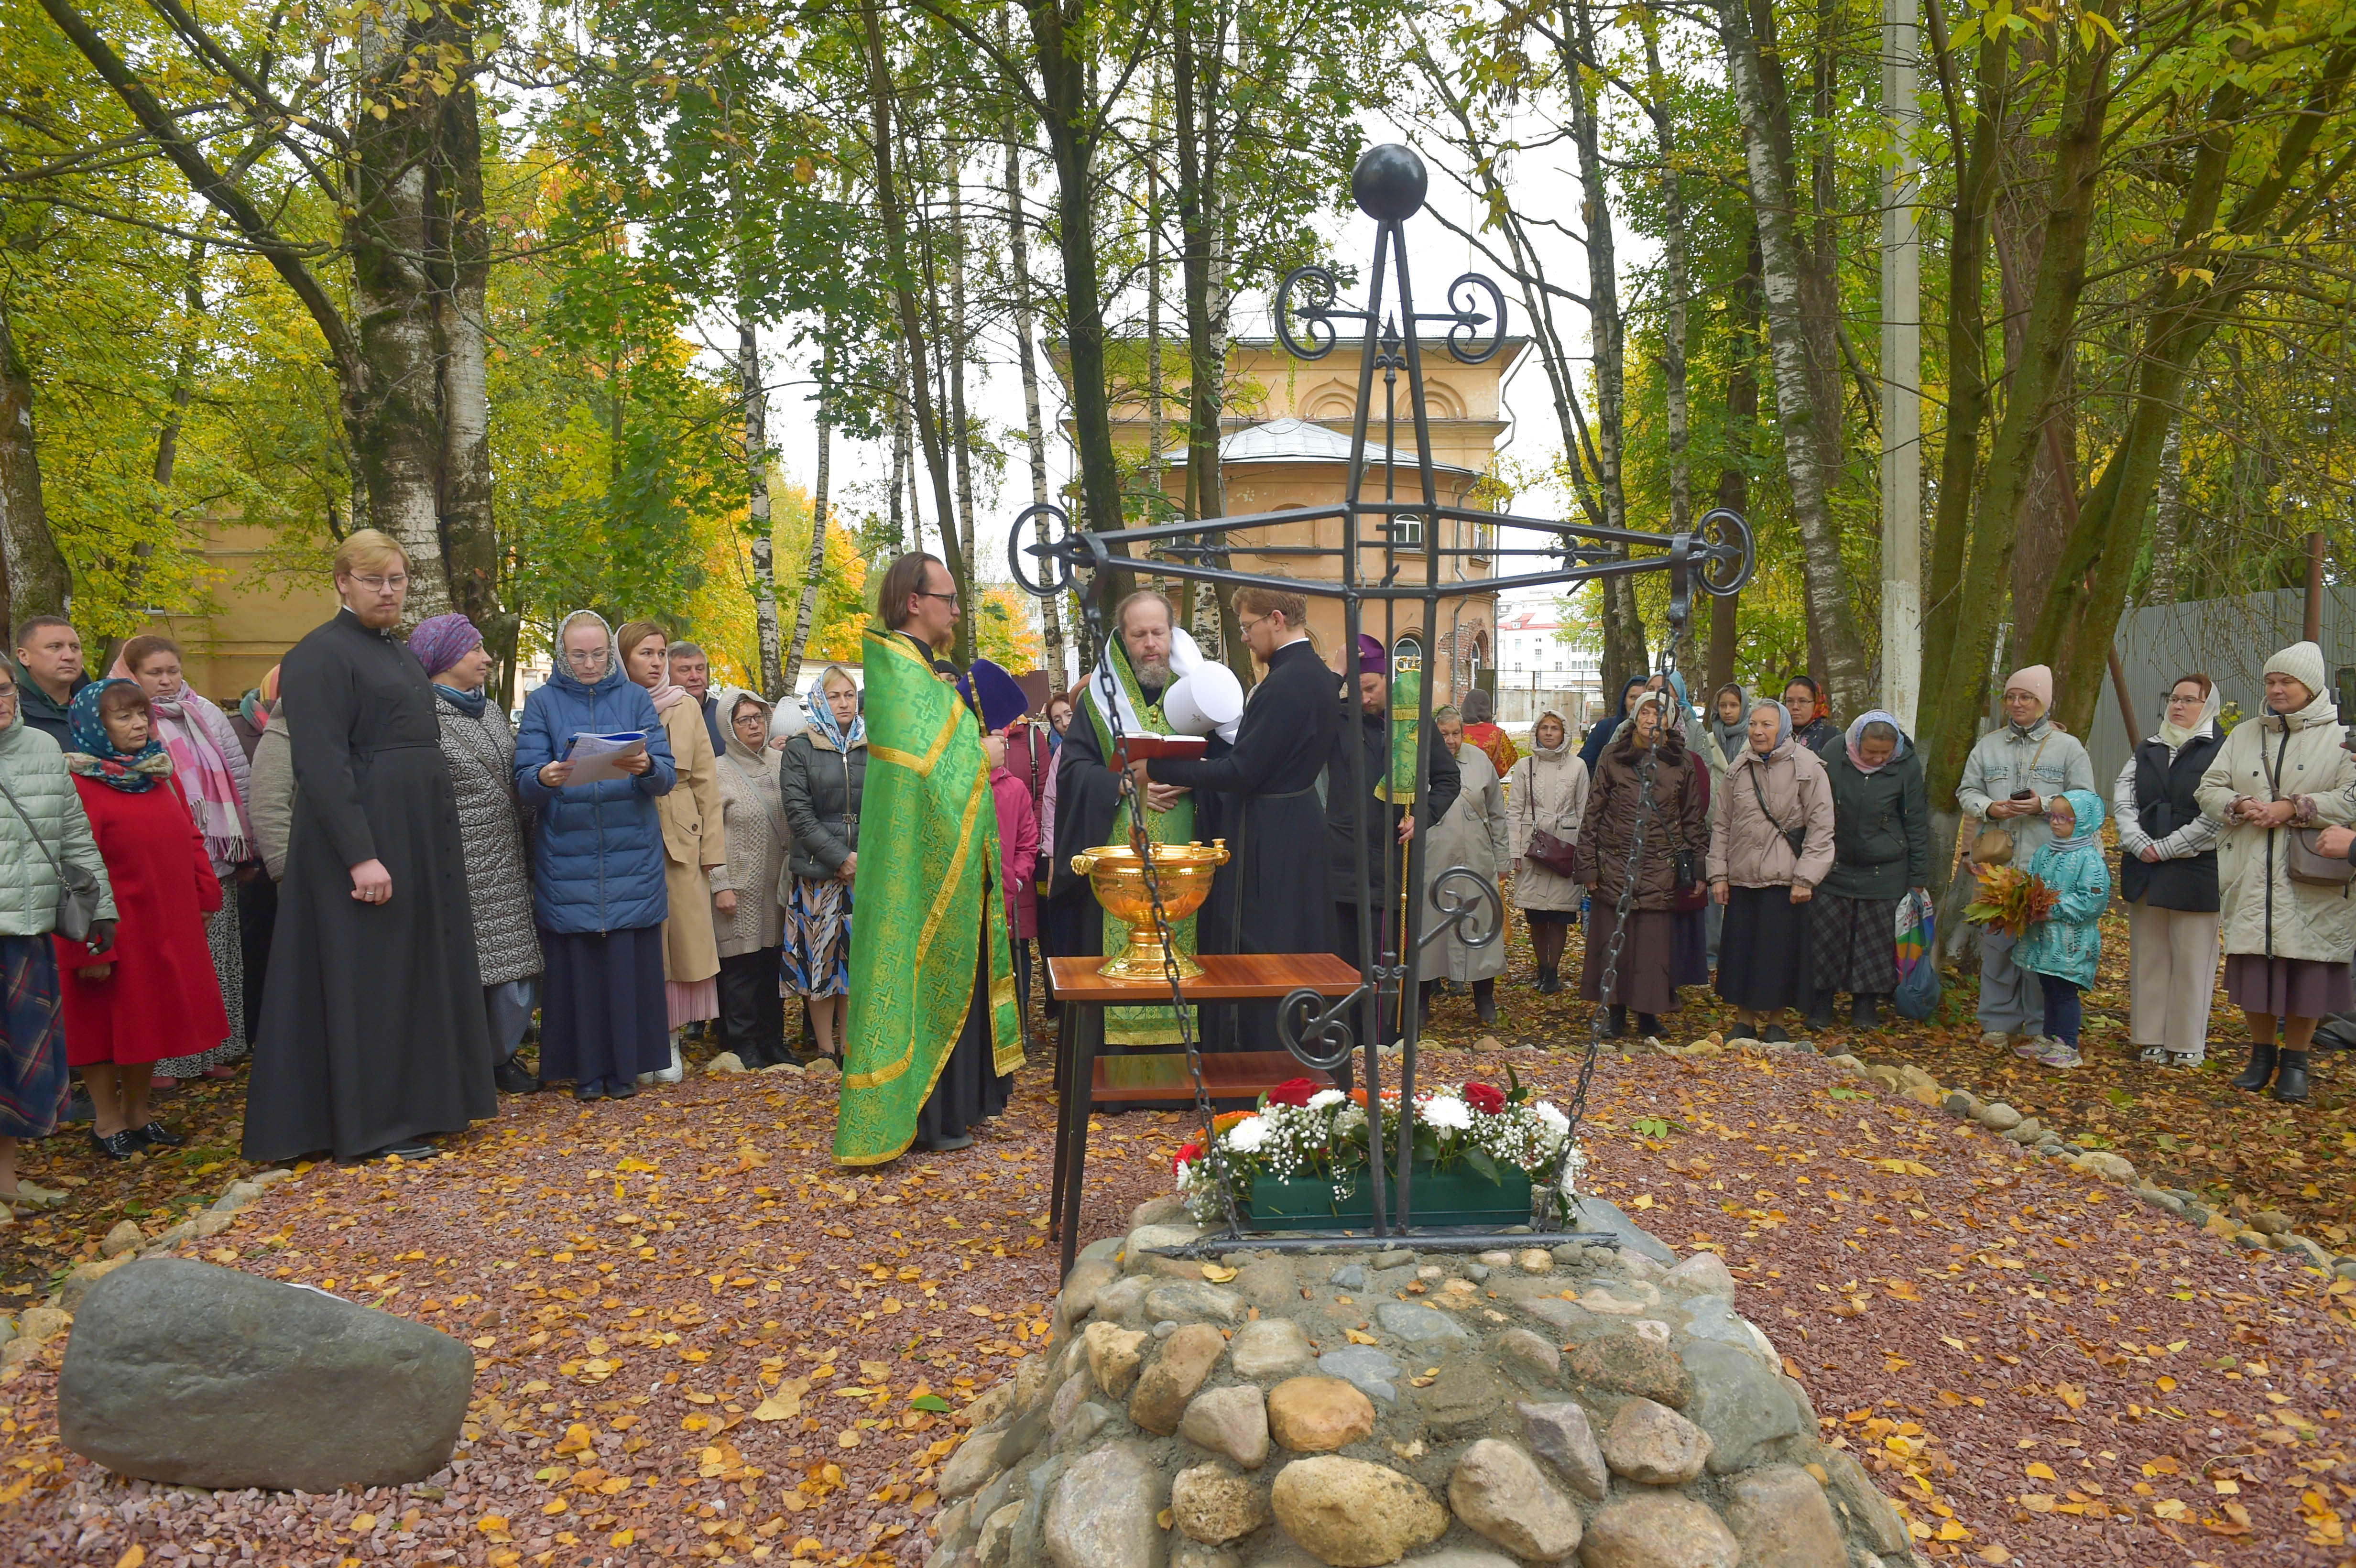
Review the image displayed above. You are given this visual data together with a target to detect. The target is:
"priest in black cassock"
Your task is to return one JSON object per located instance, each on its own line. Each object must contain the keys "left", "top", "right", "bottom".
{"left": 1329, "top": 632, "right": 1461, "bottom": 977}
{"left": 242, "top": 531, "right": 496, "bottom": 1164}
{"left": 1131, "top": 585, "right": 1343, "bottom": 1052}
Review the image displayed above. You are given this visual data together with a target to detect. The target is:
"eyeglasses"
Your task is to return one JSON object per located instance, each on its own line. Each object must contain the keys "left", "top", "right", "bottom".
{"left": 2166, "top": 692, "right": 2204, "bottom": 706}
{"left": 351, "top": 573, "right": 409, "bottom": 592}
{"left": 563, "top": 648, "right": 611, "bottom": 667}
{"left": 916, "top": 589, "right": 960, "bottom": 607}
{"left": 1237, "top": 614, "right": 1270, "bottom": 635}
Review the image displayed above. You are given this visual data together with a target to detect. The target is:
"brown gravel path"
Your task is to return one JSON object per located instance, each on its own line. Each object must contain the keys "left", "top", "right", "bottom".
{"left": 6, "top": 991, "right": 2355, "bottom": 1566}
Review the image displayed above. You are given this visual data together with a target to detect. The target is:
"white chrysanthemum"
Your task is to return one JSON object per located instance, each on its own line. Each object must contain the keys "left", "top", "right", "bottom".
{"left": 1223, "top": 1115, "right": 1270, "bottom": 1153}
{"left": 1534, "top": 1100, "right": 1570, "bottom": 1134}
{"left": 1307, "top": 1089, "right": 1345, "bottom": 1111}
{"left": 1558, "top": 1142, "right": 1589, "bottom": 1200}
{"left": 1421, "top": 1096, "right": 1472, "bottom": 1131}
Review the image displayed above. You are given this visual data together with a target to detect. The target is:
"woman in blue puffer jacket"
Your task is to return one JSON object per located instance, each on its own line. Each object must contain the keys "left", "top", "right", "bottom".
{"left": 516, "top": 611, "right": 678, "bottom": 1100}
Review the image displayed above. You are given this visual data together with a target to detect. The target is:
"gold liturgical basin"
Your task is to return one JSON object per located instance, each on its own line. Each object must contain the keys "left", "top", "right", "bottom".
{"left": 1068, "top": 840, "right": 1230, "bottom": 981}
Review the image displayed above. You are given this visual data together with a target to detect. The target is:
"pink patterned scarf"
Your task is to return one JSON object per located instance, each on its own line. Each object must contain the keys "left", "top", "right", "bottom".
{"left": 133, "top": 677, "right": 254, "bottom": 864}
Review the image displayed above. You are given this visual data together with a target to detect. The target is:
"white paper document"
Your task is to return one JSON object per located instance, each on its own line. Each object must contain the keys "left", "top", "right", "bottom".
{"left": 564, "top": 730, "right": 648, "bottom": 784}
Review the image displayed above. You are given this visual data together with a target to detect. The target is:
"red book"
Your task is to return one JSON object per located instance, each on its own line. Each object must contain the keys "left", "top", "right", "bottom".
{"left": 1113, "top": 733, "right": 1209, "bottom": 764}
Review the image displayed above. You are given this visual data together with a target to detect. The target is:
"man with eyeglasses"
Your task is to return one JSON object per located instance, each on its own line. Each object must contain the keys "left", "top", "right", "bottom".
{"left": 241, "top": 530, "right": 497, "bottom": 1165}
{"left": 1129, "top": 583, "right": 1347, "bottom": 1052}
{"left": 835, "top": 553, "right": 1021, "bottom": 1164}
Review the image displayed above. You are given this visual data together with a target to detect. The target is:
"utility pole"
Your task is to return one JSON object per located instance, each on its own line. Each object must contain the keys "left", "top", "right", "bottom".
{"left": 1880, "top": 0, "right": 1922, "bottom": 729}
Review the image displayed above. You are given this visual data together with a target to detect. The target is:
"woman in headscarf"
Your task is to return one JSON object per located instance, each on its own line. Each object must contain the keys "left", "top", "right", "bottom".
{"left": 1578, "top": 689, "right": 1708, "bottom": 1038}
{"left": 1419, "top": 705, "right": 1512, "bottom": 1024}
{"left": 779, "top": 664, "right": 866, "bottom": 1063}
{"left": 2196, "top": 642, "right": 2356, "bottom": 1102}
{"left": 709, "top": 686, "right": 793, "bottom": 1068}
{"left": 1709, "top": 698, "right": 1835, "bottom": 1042}
{"left": 2114, "top": 674, "right": 2224, "bottom": 1068}
{"left": 0, "top": 660, "right": 114, "bottom": 1208}
{"left": 1815, "top": 711, "right": 1929, "bottom": 1030}
{"left": 116, "top": 635, "right": 253, "bottom": 1086}
{"left": 515, "top": 611, "right": 678, "bottom": 1100}
{"left": 1698, "top": 683, "right": 1748, "bottom": 965}
{"left": 413, "top": 613, "right": 544, "bottom": 1094}
{"left": 55, "top": 680, "right": 226, "bottom": 1155}
{"left": 1507, "top": 710, "right": 1589, "bottom": 993}
{"left": 1579, "top": 674, "right": 1653, "bottom": 774}
{"left": 616, "top": 622, "right": 727, "bottom": 1084}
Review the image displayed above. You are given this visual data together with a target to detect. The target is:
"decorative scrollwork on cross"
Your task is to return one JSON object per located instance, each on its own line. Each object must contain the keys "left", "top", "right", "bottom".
{"left": 1278, "top": 987, "right": 1360, "bottom": 1073}
{"left": 1432, "top": 273, "right": 1508, "bottom": 365}
{"left": 1274, "top": 264, "right": 1346, "bottom": 362}
{"left": 1414, "top": 866, "right": 1505, "bottom": 954}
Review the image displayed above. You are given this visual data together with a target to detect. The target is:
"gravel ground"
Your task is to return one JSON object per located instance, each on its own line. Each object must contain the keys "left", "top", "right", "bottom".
{"left": 6, "top": 989, "right": 2355, "bottom": 1565}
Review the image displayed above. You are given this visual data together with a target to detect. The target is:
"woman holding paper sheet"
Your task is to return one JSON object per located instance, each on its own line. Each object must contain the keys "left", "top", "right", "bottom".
{"left": 515, "top": 611, "right": 678, "bottom": 1100}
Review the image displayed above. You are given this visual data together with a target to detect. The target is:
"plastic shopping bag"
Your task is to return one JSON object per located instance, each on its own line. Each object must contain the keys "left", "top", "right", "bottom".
{"left": 1894, "top": 891, "right": 1941, "bottom": 1021}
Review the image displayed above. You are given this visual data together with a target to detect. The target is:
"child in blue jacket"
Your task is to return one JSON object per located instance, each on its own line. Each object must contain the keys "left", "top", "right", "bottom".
{"left": 2015, "top": 787, "right": 2112, "bottom": 1068}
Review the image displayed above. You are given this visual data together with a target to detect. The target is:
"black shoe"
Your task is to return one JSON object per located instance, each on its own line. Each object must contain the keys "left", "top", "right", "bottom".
{"left": 2273, "top": 1050, "right": 2311, "bottom": 1103}
{"left": 381, "top": 1140, "right": 436, "bottom": 1160}
{"left": 1636, "top": 1013, "right": 1661, "bottom": 1038}
{"left": 1601, "top": 1006, "right": 1627, "bottom": 1040}
{"left": 607, "top": 1079, "right": 638, "bottom": 1100}
{"left": 1473, "top": 980, "right": 1497, "bottom": 1025}
{"left": 494, "top": 1058, "right": 542, "bottom": 1094}
{"left": 919, "top": 1132, "right": 975, "bottom": 1152}
{"left": 574, "top": 1080, "right": 607, "bottom": 1101}
{"left": 1760, "top": 1024, "right": 1790, "bottom": 1044}
{"left": 1851, "top": 994, "right": 1881, "bottom": 1030}
{"left": 90, "top": 1128, "right": 143, "bottom": 1160}
{"left": 2231, "top": 1043, "right": 2279, "bottom": 1092}
{"left": 1803, "top": 1006, "right": 1838, "bottom": 1032}
{"left": 134, "top": 1120, "right": 185, "bottom": 1148}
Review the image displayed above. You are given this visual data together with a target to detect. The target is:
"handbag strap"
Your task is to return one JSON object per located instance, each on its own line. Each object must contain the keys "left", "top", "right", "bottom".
{"left": 1747, "top": 757, "right": 1794, "bottom": 836}
{"left": 0, "top": 773, "right": 70, "bottom": 885}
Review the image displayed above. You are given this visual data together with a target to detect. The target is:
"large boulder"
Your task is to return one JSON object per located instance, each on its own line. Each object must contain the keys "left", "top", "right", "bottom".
{"left": 58, "top": 1259, "right": 473, "bottom": 1492}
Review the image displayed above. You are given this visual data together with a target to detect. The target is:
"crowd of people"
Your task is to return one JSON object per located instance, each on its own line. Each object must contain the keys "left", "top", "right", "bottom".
{"left": 7, "top": 535, "right": 2355, "bottom": 1206}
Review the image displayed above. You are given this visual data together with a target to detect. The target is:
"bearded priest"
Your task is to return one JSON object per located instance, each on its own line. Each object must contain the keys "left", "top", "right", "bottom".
{"left": 1050, "top": 589, "right": 1206, "bottom": 1050}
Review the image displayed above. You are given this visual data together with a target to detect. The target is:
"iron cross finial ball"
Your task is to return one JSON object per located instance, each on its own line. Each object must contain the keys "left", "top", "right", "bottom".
{"left": 1352, "top": 143, "right": 1428, "bottom": 222}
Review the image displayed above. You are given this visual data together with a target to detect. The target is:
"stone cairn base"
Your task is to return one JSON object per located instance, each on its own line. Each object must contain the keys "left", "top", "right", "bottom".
{"left": 926, "top": 1197, "right": 1929, "bottom": 1568}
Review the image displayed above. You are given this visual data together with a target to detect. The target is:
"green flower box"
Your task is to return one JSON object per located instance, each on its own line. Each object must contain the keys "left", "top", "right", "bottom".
{"left": 1240, "top": 1162, "right": 1534, "bottom": 1231}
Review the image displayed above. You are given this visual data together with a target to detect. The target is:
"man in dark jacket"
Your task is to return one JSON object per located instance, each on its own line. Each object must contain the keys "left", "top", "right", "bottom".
{"left": 670, "top": 642, "right": 728, "bottom": 756}
{"left": 10, "top": 617, "right": 90, "bottom": 749}
{"left": 1329, "top": 632, "right": 1462, "bottom": 996}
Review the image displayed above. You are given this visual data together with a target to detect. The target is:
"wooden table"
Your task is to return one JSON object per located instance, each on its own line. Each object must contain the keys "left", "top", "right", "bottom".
{"left": 1045, "top": 952, "right": 1362, "bottom": 1275}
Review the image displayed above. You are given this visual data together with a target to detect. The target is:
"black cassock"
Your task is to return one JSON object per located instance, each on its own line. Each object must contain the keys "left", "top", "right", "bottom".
{"left": 1325, "top": 705, "right": 1461, "bottom": 976}
{"left": 242, "top": 609, "right": 496, "bottom": 1162}
{"left": 1144, "top": 638, "right": 1344, "bottom": 1051}
{"left": 1045, "top": 676, "right": 1164, "bottom": 964}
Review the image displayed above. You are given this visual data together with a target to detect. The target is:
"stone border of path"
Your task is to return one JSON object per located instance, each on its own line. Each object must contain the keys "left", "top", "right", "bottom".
{"left": 1646, "top": 1028, "right": 2356, "bottom": 1288}
{"left": 0, "top": 1166, "right": 298, "bottom": 1371}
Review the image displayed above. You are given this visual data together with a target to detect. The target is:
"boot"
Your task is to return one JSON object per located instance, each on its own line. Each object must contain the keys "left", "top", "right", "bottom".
{"left": 1636, "top": 1013, "right": 1661, "bottom": 1039}
{"left": 2231, "top": 1042, "right": 2279, "bottom": 1092}
{"left": 1418, "top": 981, "right": 1435, "bottom": 1027}
{"left": 1537, "top": 964, "right": 1560, "bottom": 995}
{"left": 1851, "top": 993, "right": 1881, "bottom": 1030}
{"left": 2273, "top": 1050, "right": 2311, "bottom": 1103}
{"left": 1473, "top": 979, "right": 1498, "bottom": 1025}
{"left": 1602, "top": 1006, "right": 1628, "bottom": 1040}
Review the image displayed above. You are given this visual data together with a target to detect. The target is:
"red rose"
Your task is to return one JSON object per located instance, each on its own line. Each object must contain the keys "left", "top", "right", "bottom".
{"left": 1267, "top": 1078, "right": 1318, "bottom": 1109}
{"left": 1174, "top": 1141, "right": 1204, "bottom": 1172}
{"left": 1463, "top": 1082, "right": 1506, "bottom": 1116}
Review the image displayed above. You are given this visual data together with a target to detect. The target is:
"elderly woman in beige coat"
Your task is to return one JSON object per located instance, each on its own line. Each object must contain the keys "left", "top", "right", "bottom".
{"left": 708, "top": 687, "right": 792, "bottom": 1069}
{"left": 1418, "top": 706, "right": 1512, "bottom": 1026}
{"left": 2197, "top": 641, "right": 2356, "bottom": 1104}
{"left": 1506, "top": 710, "right": 1589, "bottom": 994}
{"left": 1710, "top": 698, "right": 1836, "bottom": 1043}
{"left": 616, "top": 621, "right": 726, "bottom": 1086}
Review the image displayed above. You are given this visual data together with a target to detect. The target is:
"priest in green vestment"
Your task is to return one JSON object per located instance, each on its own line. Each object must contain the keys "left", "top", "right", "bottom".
{"left": 836, "top": 554, "right": 1023, "bottom": 1165}
{"left": 1048, "top": 589, "right": 1201, "bottom": 1047}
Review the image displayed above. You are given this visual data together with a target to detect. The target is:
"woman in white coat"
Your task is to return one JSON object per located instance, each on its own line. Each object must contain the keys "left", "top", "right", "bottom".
{"left": 2195, "top": 641, "right": 2356, "bottom": 1103}
{"left": 1506, "top": 710, "right": 1590, "bottom": 994}
{"left": 1418, "top": 706, "right": 1512, "bottom": 1026}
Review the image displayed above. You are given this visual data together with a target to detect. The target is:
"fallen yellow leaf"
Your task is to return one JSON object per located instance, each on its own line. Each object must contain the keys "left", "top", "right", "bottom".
{"left": 2025, "top": 1462, "right": 2056, "bottom": 1481}
{"left": 1344, "top": 1328, "right": 1379, "bottom": 1346}
{"left": 475, "top": 1514, "right": 511, "bottom": 1534}
{"left": 753, "top": 1378, "right": 810, "bottom": 1422}
{"left": 114, "top": 1548, "right": 145, "bottom": 1568}
{"left": 609, "top": 1528, "right": 635, "bottom": 1547}
{"left": 1200, "top": 1263, "right": 1237, "bottom": 1283}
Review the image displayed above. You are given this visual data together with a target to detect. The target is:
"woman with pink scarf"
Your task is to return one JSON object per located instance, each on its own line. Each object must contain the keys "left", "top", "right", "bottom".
{"left": 117, "top": 635, "right": 255, "bottom": 1084}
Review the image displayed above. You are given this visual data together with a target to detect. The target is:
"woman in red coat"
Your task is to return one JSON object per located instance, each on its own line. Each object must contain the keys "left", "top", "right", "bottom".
{"left": 55, "top": 680, "right": 227, "bottom": 1157}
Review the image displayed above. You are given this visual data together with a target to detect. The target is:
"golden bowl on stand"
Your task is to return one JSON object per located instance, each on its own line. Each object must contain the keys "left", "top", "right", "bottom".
{"left": 1069, "top": 839, "right": 1230, "bottom": 982}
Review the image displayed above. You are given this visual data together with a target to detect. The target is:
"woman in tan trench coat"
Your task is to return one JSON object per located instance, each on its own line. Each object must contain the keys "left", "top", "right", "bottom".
{"left": 617, "top": 621, "right": 727, "bottom": 1085}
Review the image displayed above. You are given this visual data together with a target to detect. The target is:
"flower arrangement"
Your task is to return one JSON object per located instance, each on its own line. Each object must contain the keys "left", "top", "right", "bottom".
{"left": 1964, "top": 863, "right": 2060, "bottom": 937}
{"left": 1173, "top": 1071, "right": 1584, "bottom": 1225}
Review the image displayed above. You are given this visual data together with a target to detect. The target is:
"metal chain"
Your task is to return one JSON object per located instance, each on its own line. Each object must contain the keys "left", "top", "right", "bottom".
{"left": 1553, "top": 638, "right": 1683, "bottom": 1222}
{"left": 1080, "top": 610, "right": 1246, "bottom": 1240}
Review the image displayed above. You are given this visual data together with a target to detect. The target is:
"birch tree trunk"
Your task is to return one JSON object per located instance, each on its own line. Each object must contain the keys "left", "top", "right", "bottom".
{"left": 2145, "top": 416, "right": 2183, "bottom": 603}
{"left": 1641, "top": 13, "right": 1695, "bottom": 675}
{"left": 1706, "top": 225, "right": 1762, "bottom": 693}
{"left": 1564, "top": 0, "right": 1647, "bottom": 693}
{"left": 737, "top": 302, "right": 780, "bottom": 698}
{"left": 0, "top": 297, "right": 70, "bottom": 643}
{"left": 947, "top": 179, "right": 979, "bottom": 600}
{"left": 785, "top": 348, "right": 831, "bottom": 695}
{"left": 888, "top": 337, "right": 911, "bottom": 553}
{"left": 1000, "top": 83, "right": 1065, "bottom": 683}
{"left": 1720, "top": 0, "right": 1871, "bottom": 717}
